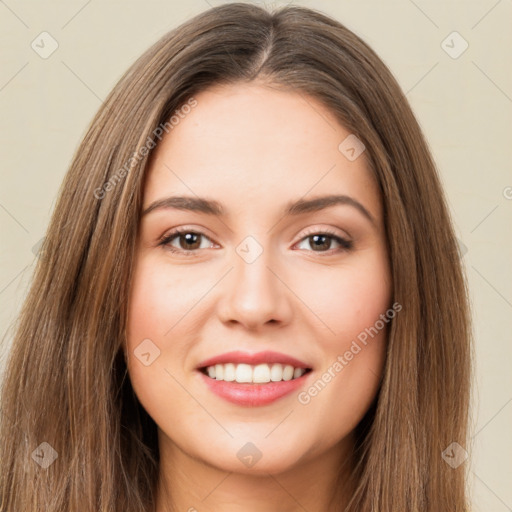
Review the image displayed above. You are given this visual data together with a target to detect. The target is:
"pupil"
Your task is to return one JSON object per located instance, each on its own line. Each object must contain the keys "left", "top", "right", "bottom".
{"left": 181, "top": 233, "right": 200, "bottom": 249}
{"left": 311, "top": 234, "right": 329, "bottom": 251}
{"left": 177, "top": 233, "right": 332, "bottom": 251}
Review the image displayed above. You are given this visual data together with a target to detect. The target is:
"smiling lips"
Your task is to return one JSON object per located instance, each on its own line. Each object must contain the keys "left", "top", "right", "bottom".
{"left": 196, "top": 350, "right": 313, "bottom": 407}
{"left": 197, "top": 350, "right": 312, "bottom": 369}
{"left": 205, "top": 362, "right": 307, "bottom": 383}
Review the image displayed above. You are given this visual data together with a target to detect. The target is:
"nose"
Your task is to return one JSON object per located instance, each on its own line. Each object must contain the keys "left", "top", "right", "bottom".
{"left": 216, "top": 245, "right": 294, "bottom": 331}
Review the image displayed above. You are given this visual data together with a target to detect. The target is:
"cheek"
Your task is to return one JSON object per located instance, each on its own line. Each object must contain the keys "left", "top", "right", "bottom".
{"left": 126, "top": 257, "right": 213, "bottom": 343}
{"left": 292, "top": 248, "right": 391, "bottom": 418}
{"left": 124, "top": 259, "right": 205, "bottom": 426}
{"left": 124, "top": 260, "right": 186, "bottom": 386}
{"left": 294, "top": 248, "right": 392, "bottom": 344}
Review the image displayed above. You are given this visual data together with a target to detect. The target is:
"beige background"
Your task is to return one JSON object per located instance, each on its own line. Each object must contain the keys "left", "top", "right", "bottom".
{"left": 1, "top": 0, "right": 511, "bottom": 509}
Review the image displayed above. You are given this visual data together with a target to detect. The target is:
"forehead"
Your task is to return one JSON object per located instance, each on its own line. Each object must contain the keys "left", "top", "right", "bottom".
{"left": 143, "top": 82, "right": 382, "bottom": 224}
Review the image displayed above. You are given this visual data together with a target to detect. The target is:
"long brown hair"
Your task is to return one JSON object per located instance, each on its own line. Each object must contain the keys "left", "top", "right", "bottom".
{"left": 0, "top": 3, "right": 473, "bottom": 511}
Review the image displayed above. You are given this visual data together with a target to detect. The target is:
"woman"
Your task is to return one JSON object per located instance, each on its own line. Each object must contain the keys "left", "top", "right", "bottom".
{"left": 0, "top": 3, "right": 472, "bottom": 511}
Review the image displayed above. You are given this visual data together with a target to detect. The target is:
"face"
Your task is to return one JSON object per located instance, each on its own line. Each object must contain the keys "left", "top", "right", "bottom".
{"left": 125, "top": 82, "right": 392, "bottom": 476}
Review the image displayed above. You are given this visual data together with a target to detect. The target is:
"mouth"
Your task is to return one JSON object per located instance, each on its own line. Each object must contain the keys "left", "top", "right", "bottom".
{"left": 195, "top": 350, "right": 313, "bottom": 383}
{"left": 198, "top": 363, "right": 312, "bottom": 384}
{"left": 195, "top": 350, "right": 313, "bottom": 406}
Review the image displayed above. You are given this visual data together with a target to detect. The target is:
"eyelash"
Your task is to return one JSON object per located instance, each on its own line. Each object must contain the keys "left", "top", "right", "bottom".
{"left": 158, "top": 227, "right": 353, "bottom": 257}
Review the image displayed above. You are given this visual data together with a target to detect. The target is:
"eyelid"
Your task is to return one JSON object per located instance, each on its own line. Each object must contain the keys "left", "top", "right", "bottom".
{"left": 296, "top": 225, "right": 350, "bottom": 244}
{"left": 292, "top": 226, "right": 353, "bottom": 254}
{"left": 159, "top": 224, "right": 215, "bottom": 239}
{"left": 158, "top": 225, "right": 353, "bottom": 256}
{"left": 158, "top": 226, "right": 218, "bottom": 253}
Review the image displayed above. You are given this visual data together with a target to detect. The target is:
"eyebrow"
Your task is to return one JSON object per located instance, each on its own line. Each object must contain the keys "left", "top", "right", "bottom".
{"left": 141, "top": 194, "right": 376, "bottom": 226}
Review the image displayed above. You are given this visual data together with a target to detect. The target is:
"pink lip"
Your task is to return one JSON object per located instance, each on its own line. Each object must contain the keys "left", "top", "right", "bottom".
{"left": 198, "top": 371, "right": 311, "bottom": 407}
{"left": 196, "top": 350, "right": 312, "bottom": 370}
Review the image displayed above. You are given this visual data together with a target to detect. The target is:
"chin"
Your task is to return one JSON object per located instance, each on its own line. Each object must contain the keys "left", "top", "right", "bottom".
{"left": 195, "top": 437, "right": 309, "bottom": 476}
{"left": 212, "top": 454, "right": 303, "bottom": 476}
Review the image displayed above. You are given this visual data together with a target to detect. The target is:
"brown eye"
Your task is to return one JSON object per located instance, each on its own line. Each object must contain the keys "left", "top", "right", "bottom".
{"left": 175, "top": 232, "right": 202, "bottom": 250}
{"left": 159, "top": 229, "right": 215, "bottom": 255}
{"left": 307, "top": 234, "right": 332, "bottom": 251}
{"left": 295, "top": 232, "right": 353, "bottom": 253}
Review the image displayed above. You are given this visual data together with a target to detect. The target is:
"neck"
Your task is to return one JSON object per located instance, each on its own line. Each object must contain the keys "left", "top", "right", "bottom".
{"left": 155, "top": 431, "right": 356, "bottom": 512}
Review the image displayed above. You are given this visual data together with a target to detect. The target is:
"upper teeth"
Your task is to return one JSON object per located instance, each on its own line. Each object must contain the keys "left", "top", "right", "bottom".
{"left": 205, "top": 363, "right": 307, "bottom": 383}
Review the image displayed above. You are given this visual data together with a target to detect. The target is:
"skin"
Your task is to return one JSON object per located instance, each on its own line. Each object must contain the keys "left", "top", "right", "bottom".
{"left": 125, "top": 82, "right": 392, "bottom": 512}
